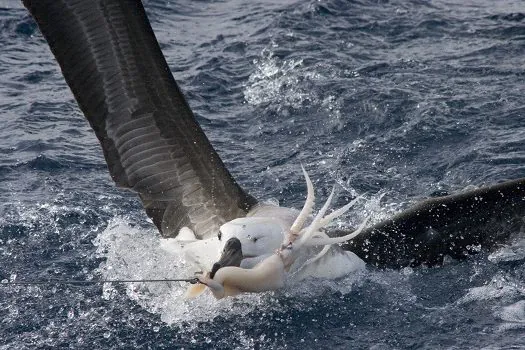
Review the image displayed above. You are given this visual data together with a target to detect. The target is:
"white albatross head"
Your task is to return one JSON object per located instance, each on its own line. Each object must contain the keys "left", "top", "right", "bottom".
{"left": 215, "top": 217, "right": 285, "bottom": 269}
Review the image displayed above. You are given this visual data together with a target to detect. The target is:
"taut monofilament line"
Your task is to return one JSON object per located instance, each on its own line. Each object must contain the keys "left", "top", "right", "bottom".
{"left": 0, "top": 278, "right": 200, "bottom": 286}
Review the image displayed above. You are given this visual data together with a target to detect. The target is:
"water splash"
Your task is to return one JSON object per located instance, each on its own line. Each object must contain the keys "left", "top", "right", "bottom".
{"left": 488, "top": 238, "right": 525, "bottom": 265}
{"left": 495, "top": 300, "right": 525, "bottom": 332}
{"left": 457, "top": 273, "right": 525, "bottom": 305}
{"left": 243, "top": 46, "right": 345, "bottom": 133}
{"left": 92, "top": 217, "right": 367, "bottom": 326}
{"left": 244, "top": 47, "right": 315, "bottom": 109}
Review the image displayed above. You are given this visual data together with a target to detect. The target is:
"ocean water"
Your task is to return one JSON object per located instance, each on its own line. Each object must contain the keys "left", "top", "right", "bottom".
{"left": 1, "top": 0, "right": 525, "bottom": 348}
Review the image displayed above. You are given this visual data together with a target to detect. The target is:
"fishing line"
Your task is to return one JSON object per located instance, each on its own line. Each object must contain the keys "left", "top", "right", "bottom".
{"left": 0, "top": 277, "right": 200, "bottom": 286}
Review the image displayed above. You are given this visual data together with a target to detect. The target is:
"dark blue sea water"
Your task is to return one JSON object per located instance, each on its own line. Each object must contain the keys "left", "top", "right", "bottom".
{"left": 1, "top": 0, "right": 525, "bottom": 348}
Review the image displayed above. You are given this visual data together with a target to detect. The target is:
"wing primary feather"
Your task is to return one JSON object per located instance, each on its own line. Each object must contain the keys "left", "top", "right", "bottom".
{"left": 23, "top": 0, "right": 257, "bottom": 238}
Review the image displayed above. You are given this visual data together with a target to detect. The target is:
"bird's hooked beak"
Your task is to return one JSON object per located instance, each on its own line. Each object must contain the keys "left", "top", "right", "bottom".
{"left": 210, "top": 237, "right": 243, "bottom": 278}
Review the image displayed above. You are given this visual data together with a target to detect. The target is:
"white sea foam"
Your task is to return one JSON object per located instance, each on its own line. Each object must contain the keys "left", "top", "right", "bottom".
{"left": 243, "top": 47, "right": 315, "bottom": 109}
{"left": 243, "top": 46, "right": 345, "bottom": 132}
{"left": 495, "top": 300, "right": 525, "bottom": 332}
{"left": 457, "top": 273, "right": 525, "bottom": 305}
{"left": 488, "top": 238, "right": 525, "bottom": 264}
{"left": 92, "top": 217, "right": 367, "bottom": 325}
{"left": 457, "top": 270, "right": 525, "bottom": 333}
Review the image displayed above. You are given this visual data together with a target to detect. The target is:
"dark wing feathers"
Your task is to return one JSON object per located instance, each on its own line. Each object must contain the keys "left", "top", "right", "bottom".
{"left": 342, "top": 177, "right": 525, "bottom": 268}
{"left": 23, "top": 0, "right": 257, "bottom": 238}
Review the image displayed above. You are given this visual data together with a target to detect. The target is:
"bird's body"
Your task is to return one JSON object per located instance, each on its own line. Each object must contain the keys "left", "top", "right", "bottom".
{"left": 21, "top": 0, "right": 525, "bottom": 299}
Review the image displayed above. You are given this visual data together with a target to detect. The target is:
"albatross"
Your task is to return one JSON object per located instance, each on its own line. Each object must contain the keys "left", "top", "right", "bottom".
{"left": 22, "top": 0, "right": 525, "bottom": 288}
{"left": 195, "top": 167, "right": 369, "bottom": 299}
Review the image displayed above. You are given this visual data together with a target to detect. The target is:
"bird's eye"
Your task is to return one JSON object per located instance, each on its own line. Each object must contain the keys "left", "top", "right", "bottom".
{"left": 218, "top": 230, "right": 222, "bottom": 241}
{"left": 252, "top": 237, "right": 258, "bottom": 243}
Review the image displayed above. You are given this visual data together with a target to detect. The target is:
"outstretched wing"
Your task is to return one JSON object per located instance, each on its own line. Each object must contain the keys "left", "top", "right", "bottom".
{"left": 341, "top": 177, "right": 525, "bottom": 268}
{"left": 23, "top": 0, "right": 257, "bottom": 238}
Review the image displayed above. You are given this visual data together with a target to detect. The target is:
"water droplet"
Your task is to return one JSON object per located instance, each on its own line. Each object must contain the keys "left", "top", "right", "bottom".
{"left": 402, "top": 267, "right": 414, "bottom": 276}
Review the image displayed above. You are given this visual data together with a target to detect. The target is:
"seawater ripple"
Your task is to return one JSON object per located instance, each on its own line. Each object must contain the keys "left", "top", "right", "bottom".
{"left": 1, "top": 0, "right": 524, "bottom": 348}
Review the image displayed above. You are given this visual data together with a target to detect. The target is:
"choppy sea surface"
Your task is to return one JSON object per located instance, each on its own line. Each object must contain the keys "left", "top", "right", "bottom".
{"left": 1, "top": 0, "right": 525, "bottom": 348}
